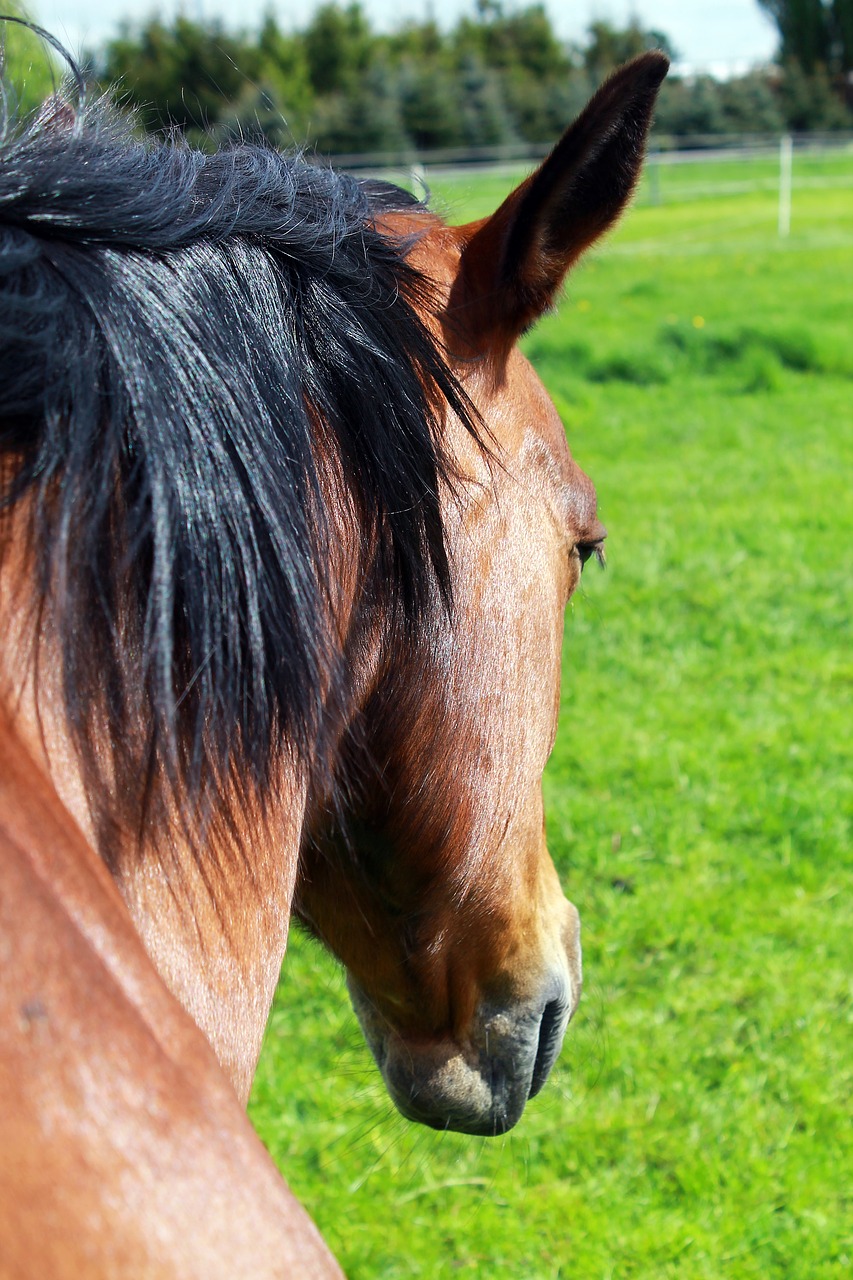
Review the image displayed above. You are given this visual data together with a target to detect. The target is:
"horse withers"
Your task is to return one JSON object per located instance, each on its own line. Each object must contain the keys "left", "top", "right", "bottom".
{"left": 0, "top": 50, "right": 667, "bottom": 1278}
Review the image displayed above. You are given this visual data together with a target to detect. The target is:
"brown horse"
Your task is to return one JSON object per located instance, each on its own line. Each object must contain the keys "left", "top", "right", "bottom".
{"left": 0, "top": 52, "right": 666, "bottom": 1278}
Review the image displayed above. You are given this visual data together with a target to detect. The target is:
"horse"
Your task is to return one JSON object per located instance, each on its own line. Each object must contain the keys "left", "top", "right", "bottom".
{"left": 0, "top": 46, "right": 667, "bottom": 1278}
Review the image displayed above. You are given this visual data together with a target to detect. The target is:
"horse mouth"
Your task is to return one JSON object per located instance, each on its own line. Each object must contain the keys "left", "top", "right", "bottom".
{"left": 347, "top": 977, "right": 576, "bottom": 1137}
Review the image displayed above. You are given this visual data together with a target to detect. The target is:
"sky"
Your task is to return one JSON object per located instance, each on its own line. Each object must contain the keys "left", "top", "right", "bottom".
{"left": 32, "top": 1, "right": 780, "bottom": 78}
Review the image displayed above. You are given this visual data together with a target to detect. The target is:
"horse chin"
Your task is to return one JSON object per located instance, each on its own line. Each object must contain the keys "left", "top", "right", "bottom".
{"left": 347, "top": 970, "right": 580, "bottom": 1137}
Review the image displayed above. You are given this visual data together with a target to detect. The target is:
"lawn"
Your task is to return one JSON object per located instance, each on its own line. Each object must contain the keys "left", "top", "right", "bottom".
{"left": 249, "top": 148, "right": 853, "bottom": 1277}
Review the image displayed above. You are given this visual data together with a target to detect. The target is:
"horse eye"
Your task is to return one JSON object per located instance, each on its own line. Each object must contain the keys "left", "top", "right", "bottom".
{"left": 576, "top": 540, "right": 606, "bottom": 570}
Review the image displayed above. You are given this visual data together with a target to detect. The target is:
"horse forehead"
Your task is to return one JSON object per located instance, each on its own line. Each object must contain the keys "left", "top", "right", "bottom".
{"left": 487, "top": 348, "right": 597, "bottom": 528}
{"left": 498, "top": 348, "right": 565, "bottom": 450}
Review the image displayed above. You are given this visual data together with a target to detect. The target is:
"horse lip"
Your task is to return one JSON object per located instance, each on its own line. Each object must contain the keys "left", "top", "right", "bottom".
{"left": 393, "top": 1090, "right": 515, "bottom": 1138}
{"left": 347, "top": 973, "right": 575, "bottom": 1133}
{"left": 528, "top": 995, "right": 571, "bottom": 1099}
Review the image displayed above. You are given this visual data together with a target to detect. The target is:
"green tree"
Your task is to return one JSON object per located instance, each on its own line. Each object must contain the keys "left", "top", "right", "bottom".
{"left": 505, "top": 71, "right": 592, "bottom": 142}
{"left": 584, "top": 19, "right": 677, "bottom": 83}
{"left": 759, "top": 1, "right": 853, "bottom": 114}
{"left": 452, "top": 3, "right": 576, "bottom": 143}
{"left": 311, "top": 59, "right": 408, "bottom": 155}
{"left": 256, "top": 12, "right": 315, "bottom": 128}
{"left": 303, "top": 3, "right": 371, "bottom": 95}
{"left": 102, "top": 18, "right": 256, "bottom": 133}
{"left": 453, "top": 3, "right": 570, "bottom": 77}
{"left": 456, "top": 53, "right": 516, "bottom": 147}
{"left": 387, "top": 19, "right": 443, "bottom": 63}
{"left": 654, "top": 75, "right": 726, "bottom": 136}
{"left": 835, "top": 0, "right": 853, "bottom": 69}
{"left": 398, "top": 60, "right": 464, "bottom": 149}
{"left": 759, "top": 0, "right": 853, "bottom": 75}
{"left": 78, "top": 6, "right": 852, "bottom": 155}
{"left": 777, "top": 55, "right": 852, "bottom": 124}
{"left": 1, "top": 9, "right": 61, "bottom": 115}
{"left": 719, "top": 71, "right": 784, "bottom": 132}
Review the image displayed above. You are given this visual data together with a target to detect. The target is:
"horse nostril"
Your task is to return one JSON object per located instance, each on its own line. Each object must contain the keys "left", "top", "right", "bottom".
{"left": 529, "top": 997, "right": 567, "bottom": 1099}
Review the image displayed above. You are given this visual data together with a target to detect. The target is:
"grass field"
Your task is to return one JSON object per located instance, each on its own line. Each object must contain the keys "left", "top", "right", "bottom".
{"left": 249, "top": 149, "right": 853, "bottom": 1277}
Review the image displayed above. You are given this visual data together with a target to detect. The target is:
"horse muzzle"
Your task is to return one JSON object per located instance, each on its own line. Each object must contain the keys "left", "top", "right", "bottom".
{"left": 347, "top": 919, "right": 581, "bottom": 1136}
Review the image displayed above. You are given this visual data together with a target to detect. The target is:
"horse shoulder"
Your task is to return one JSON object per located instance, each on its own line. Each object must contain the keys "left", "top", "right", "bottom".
{"left": 0, "top": 714, "right": 342, "bottom": 1279}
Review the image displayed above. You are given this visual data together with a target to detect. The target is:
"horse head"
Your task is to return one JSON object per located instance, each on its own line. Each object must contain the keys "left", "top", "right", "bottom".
{"left": 296, "top": 53, "right": 668, "bottom": 1135}
{"left": 0, "top": 35, "right": 668, "bottom": 1275}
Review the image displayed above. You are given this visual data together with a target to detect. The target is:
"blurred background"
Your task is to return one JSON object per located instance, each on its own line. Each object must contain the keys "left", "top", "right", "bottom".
{"left": 3, "top": 1, "right": 853, "bottom": 151}
{"left": 4, "top": 4, "right": 850, "bottom": 1278}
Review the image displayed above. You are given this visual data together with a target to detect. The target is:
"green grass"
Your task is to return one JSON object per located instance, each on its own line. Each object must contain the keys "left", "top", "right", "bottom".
{"left": 250, "top": 151, "right": 853, "bottom": 1277}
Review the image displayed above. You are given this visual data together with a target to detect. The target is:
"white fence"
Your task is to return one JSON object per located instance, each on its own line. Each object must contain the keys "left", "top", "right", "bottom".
{"left": 337, "top": 135, "right": 852, "bottom": 228}
{"left": 638, "top": 134, "right": 853, "bottom": 236}
{"left": 333, "top": 131, "right": 853, "bottom": 175}
{"left": 360, "top": 134, "right": 852, "bottom": 246}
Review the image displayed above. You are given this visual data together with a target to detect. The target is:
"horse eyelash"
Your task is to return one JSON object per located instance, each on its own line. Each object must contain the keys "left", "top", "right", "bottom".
{"left": 577, "top": 541, "right": 606, "bottom": 570}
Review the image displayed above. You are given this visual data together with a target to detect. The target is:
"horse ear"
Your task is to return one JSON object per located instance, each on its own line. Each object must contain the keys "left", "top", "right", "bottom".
{"left": 448, "top": 52, "right": 669, "bottom": 351}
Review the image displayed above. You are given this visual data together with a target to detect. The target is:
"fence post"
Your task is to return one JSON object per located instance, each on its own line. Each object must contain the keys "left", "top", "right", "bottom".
{"left": 778, "top": 134, "right": 793, "bottom": 237}
{"left": 648, "top": 145, "right": 661, "bottom": 206}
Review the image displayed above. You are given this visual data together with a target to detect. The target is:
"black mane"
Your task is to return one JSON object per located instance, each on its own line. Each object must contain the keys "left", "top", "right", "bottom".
{"left": 0, "top": 93, "right": 476, "bottom": 831}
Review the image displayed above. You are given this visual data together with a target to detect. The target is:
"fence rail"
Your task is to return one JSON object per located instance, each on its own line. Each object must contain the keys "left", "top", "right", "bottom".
{"left": 639, "top": 135, "right": 853, "bottom": 223}
{"left": 331, "top": 134, "right": 852, "bottom": 243}
{"left": 326, "top": 132, "right": 853, "bottom": 174}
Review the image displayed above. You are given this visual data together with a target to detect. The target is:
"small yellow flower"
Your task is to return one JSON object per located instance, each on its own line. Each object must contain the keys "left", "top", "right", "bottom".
{"left": 692, "top": 315, "right": 706, "bottom": 329}
{"left": 577, "top": 299, "right": 591, "bottom": 311}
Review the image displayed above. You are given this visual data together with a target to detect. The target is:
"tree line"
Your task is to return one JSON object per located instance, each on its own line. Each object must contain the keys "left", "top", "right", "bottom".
{"left": 7, "top": 3, "right": 853, "bottom": 152}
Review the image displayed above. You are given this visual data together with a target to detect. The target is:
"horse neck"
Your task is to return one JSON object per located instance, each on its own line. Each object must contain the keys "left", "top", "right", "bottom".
{"left": 115, "top": 777, "right": 308, "bottom": 1104}
{"left": 0, "top": 514, "right": 309, "bottom": 1104}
